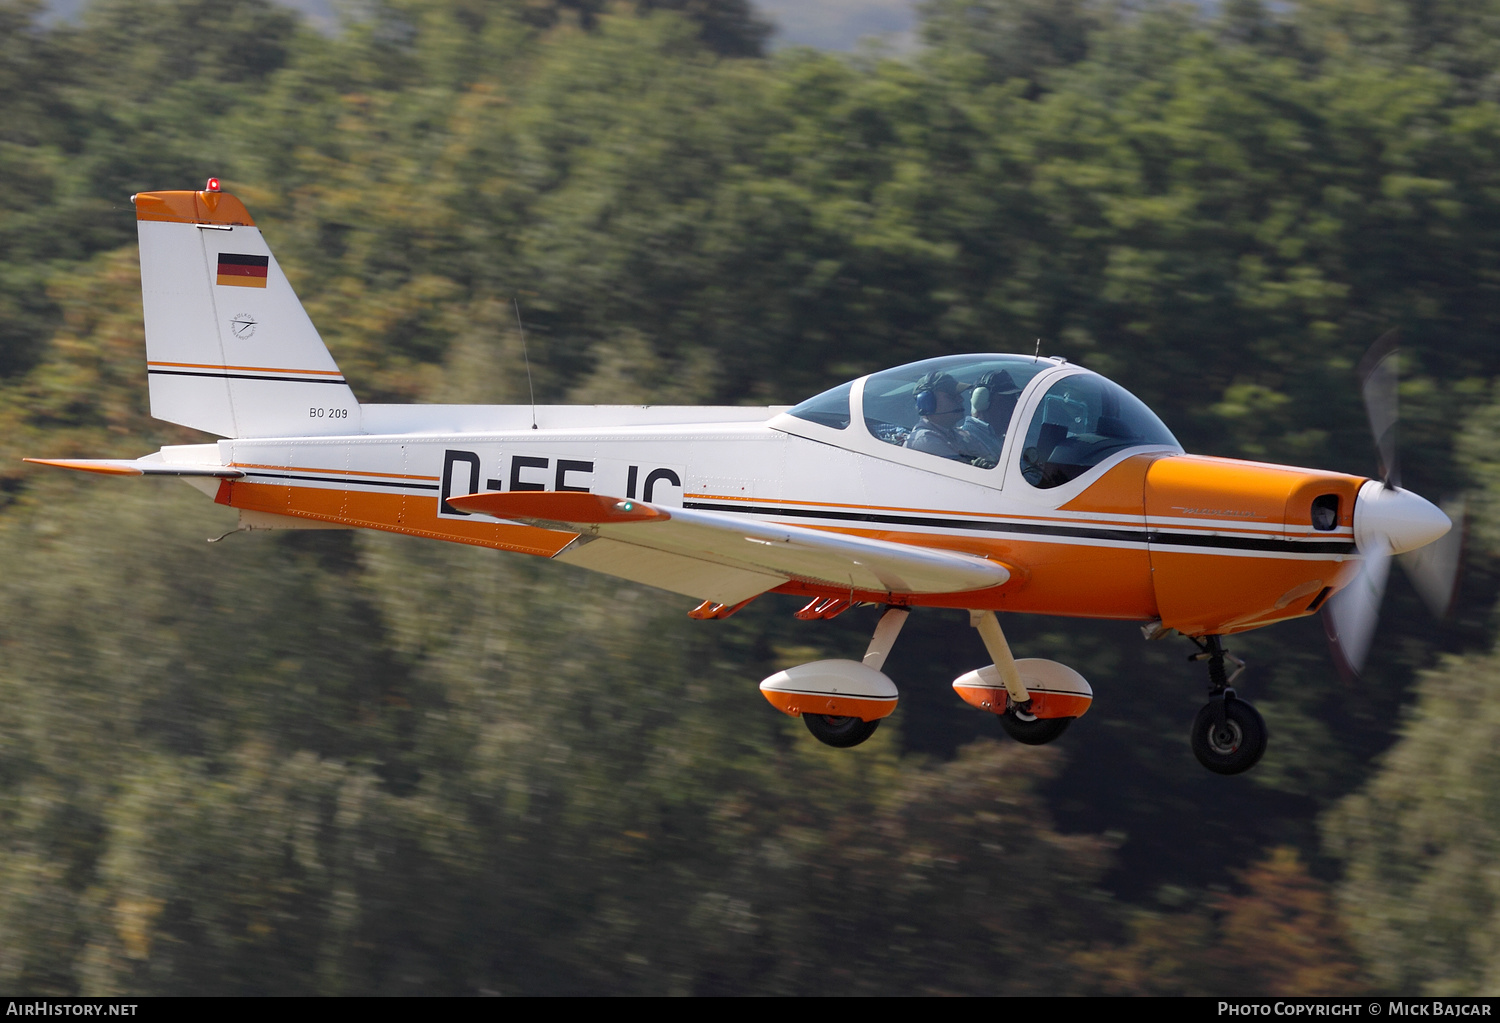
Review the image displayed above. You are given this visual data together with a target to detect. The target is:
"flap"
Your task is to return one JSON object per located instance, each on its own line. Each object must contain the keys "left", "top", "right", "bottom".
{"left": 446, "top": 490, "right": 1010, "bottom": 596}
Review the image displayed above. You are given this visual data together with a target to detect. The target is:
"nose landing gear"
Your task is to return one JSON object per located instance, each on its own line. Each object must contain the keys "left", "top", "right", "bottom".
{"left": 1188, "top": 636, "right": 1267, "bottom": 775}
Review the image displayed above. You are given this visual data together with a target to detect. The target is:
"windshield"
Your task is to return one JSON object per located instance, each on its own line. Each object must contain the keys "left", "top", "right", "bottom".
{"left": 1019, "top": 374, "right": 1180, "bottom": 488}
{"left": 786, "top": 379, "right": 853, "bottom": 430}
{"left": 861, "top": 355, "right": 1052, "bottom": 469}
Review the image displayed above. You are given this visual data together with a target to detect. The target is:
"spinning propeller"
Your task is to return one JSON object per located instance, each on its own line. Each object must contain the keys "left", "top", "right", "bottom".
{"left": 1323, "top": 332, "right": 1465, "bottom": 675}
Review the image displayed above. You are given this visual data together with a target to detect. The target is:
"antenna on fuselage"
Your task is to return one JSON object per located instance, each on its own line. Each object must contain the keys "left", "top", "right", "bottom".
{"left": 514, "top": 298, "right": 538, "bottom": 430}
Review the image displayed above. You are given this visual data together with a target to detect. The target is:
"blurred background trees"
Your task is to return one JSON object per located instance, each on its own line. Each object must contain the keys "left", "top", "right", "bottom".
{"left": 3, "top": 0, "right": 1500, "bottom": 993}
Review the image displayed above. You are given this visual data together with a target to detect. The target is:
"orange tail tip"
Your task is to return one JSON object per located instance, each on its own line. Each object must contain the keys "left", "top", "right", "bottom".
{"left": 132, "top": 189, "right": 255, "bottom": 227}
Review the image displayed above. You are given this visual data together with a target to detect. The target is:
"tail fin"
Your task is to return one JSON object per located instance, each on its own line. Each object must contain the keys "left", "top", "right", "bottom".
{"left": 134, "top": 184, "right": 360, "bottom": 438}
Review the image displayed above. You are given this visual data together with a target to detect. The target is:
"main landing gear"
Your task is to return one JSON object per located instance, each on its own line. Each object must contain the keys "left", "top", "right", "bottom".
{"left": 999, "top": 703, "right": 1073, "bottom": 747}
{"left": 952, "top": 611, "right": 1094, "bottom": 744}
{"left": 802, "top": 712, "right": 880, "bottom": 748}
{"left": 1187, "top": 636, "right": 1267, "bottom": 775}
{"left": 757, "top": 606, "right": 1093, "bottom": 751}
{"left": 758, "top": 606, "right": 909, "bottom": 749}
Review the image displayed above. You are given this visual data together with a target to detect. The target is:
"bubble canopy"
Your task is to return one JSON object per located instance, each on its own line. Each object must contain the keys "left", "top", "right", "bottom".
{"left": 785, "top": 354, "right": 1180, "bottom": 485}
{"left": 1018, "top": 371, "right": 1180, "bottom": 488}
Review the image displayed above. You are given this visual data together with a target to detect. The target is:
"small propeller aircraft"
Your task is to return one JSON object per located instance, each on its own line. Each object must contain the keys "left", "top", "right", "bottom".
{"left": 26, "top": 183, "right": 1461, "bottom": 774}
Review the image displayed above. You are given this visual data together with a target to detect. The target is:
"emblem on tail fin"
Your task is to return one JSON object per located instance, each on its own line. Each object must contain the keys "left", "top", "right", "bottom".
{"left": 229, "top": 313, "right": 257, "bottom": 340}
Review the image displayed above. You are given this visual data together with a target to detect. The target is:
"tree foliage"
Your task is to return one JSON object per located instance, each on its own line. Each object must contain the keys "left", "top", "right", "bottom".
{"left": 1326, "top": 642, "right": 1500, "bottom": 995}
{"left": 1078, "top": 847, "right": 1365, "bottom": 995}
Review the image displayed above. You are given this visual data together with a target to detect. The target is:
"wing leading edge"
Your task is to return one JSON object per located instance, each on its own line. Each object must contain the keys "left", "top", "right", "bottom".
{"left": 446, "top": 490, "right": 1012, "bottom": 605}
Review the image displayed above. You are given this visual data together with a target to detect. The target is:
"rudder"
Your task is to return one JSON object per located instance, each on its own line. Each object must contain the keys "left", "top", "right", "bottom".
{"left": 134, "top": 183, "right": 360, "bottom": 438}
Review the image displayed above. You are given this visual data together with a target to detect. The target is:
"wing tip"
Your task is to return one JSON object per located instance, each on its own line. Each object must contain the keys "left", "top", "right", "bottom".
{"left": 23, "top": 457, "right": 144, "bottom": 476}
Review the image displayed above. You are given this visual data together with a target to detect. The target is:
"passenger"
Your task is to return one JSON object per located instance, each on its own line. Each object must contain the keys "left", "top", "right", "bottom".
{"left": 905, "top": 371, "right": 988, "bottom": 465}
{"left": 958, "top": 369, "right": 1023, "bottom": 466}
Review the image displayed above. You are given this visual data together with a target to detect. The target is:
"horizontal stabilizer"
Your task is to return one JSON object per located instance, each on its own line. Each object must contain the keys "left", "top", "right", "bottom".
{"left": 23, "top": 457, "right": 243, "bottom": 478}
{"left": 447, "top": 490, "right": 1011, "bottom": 598}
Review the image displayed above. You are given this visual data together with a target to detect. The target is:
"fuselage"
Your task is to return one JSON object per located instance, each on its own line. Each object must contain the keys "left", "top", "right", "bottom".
{"left": 173, "top": 356, "right": 1368, "bottom": 637}
{"left": 96, "top": 188, "right": 1377, "bottom": 639}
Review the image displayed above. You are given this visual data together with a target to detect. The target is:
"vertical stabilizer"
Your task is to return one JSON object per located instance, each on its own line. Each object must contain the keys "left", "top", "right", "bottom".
{"left": 134, "top": 186, "right": 360, "bottom": 438}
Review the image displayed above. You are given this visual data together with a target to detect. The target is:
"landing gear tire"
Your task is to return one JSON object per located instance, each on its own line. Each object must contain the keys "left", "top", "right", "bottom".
{"left": 1191, "top": 698, "right": 1267, "bottom": 775}
{"left": 999, "top": 707, "right": 1072, "bottom": 746}
{"left": 804, "top": 713, "right": 880, "bottom": 748}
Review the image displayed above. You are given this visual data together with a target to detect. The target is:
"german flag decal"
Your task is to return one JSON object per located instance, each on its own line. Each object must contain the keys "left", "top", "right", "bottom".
{"left": 216, "top": 253, "right": 269, "bottom": 288}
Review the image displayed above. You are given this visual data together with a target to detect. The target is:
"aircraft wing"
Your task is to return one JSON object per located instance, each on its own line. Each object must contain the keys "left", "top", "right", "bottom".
{"left": 446, "top": 491, "right": 1011, "bottom": 605}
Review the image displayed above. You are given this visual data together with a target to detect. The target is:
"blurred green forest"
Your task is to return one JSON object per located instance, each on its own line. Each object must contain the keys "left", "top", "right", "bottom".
{"left": 4, "top": 0, "right": 1500, "bottom": 994}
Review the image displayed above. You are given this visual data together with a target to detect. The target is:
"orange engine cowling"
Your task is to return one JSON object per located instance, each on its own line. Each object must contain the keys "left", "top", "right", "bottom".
{"left": 1144, "top": 455, "right": 1365, "bottom": 636}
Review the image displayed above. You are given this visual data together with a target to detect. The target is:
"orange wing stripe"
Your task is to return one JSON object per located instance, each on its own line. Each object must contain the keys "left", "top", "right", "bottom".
{"left": 687, "top": 492, "right": 1294, "bottom": 535}
{"left": 148, "top": 362, "right": 343, "bottom": 376}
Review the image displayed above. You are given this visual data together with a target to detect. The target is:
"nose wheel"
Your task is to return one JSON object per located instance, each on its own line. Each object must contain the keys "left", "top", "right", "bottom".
{"left": 1188, "top": 636, "right": 1267, "bottom": 775}
{"left": 1191, "top": 691, "right": 1267, "bottom": 774}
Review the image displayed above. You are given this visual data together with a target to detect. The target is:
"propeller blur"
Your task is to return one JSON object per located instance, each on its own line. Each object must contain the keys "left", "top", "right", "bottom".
{"left": 1323, "top": 337, "right": 1464, "bottom": 676}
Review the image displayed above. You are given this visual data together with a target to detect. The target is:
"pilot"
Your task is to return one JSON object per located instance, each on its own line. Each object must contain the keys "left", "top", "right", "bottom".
{"left": 906, "top": 371, "right": 988, "bottom": 464}
{"left": 958, "top": 369, "right": 1023, "bottom": 465}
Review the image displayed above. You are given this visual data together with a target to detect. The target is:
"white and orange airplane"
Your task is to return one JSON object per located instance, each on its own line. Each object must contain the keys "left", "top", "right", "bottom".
{"left": 26, "top": 182, "right": 1460, "bottom": 774}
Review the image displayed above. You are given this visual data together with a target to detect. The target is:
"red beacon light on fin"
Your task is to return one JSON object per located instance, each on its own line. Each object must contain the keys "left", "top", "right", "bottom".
{"left": 205, "top": 177, "right": 221, "bottom": 192}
